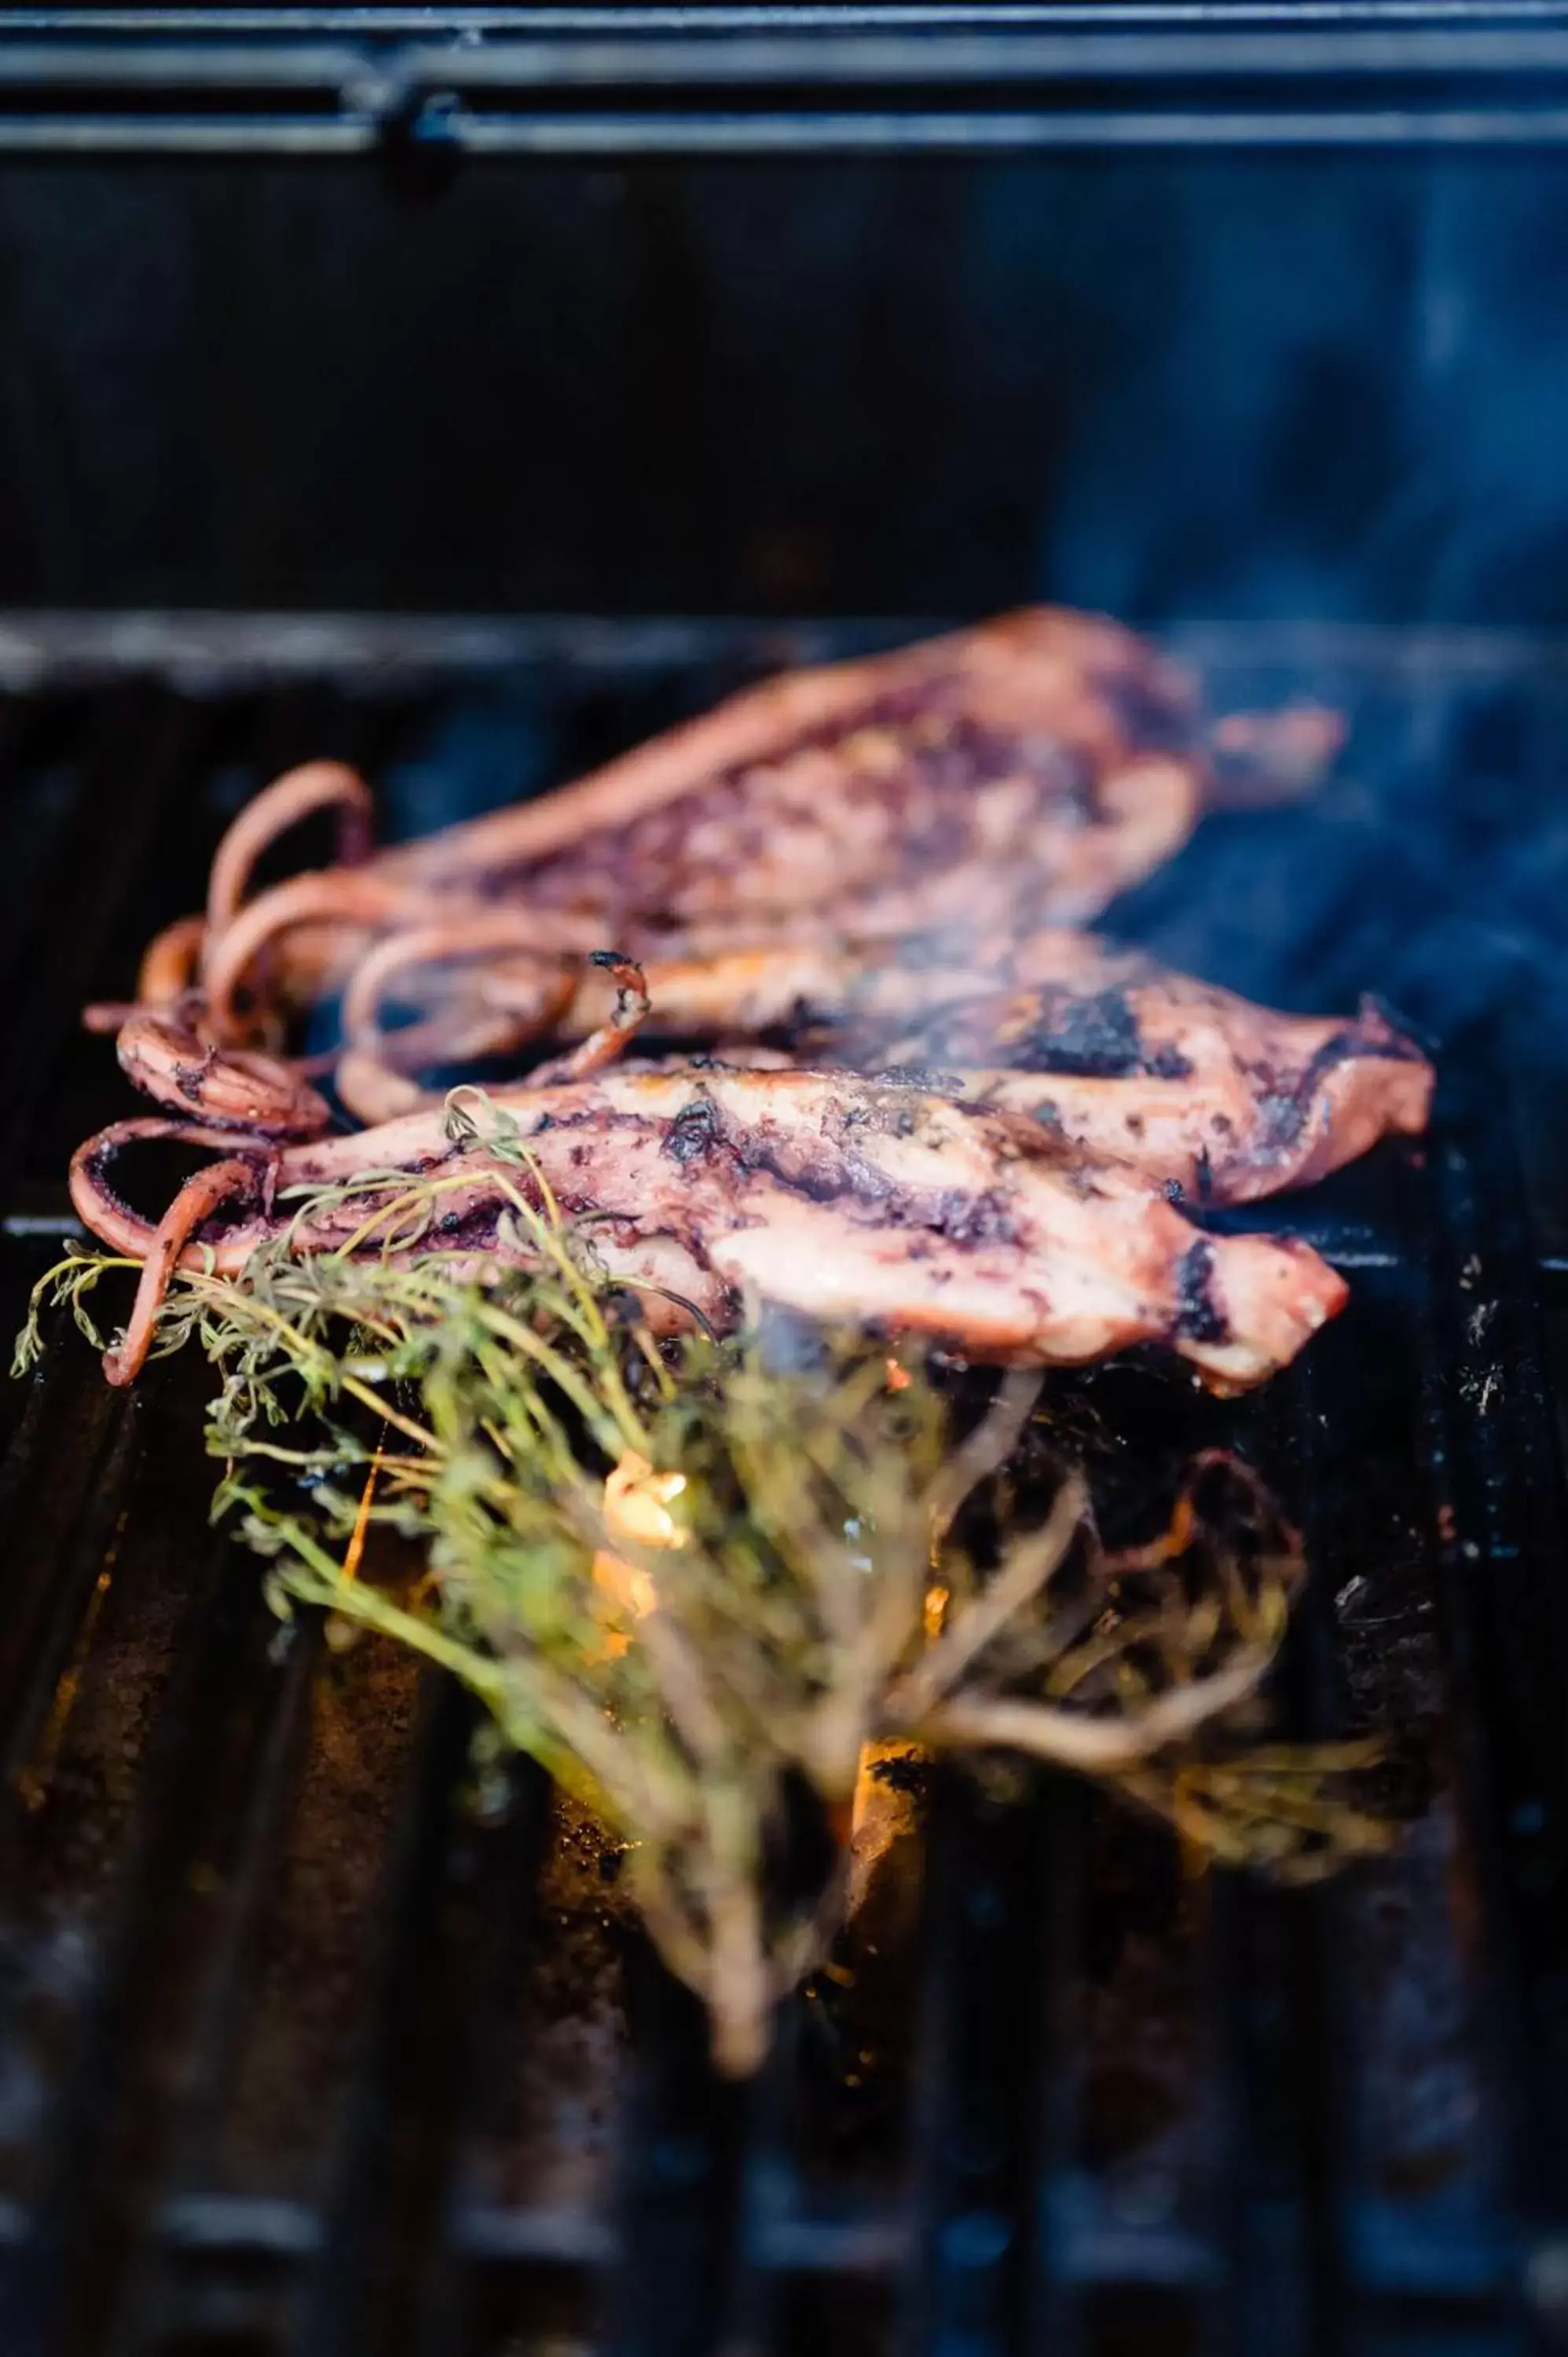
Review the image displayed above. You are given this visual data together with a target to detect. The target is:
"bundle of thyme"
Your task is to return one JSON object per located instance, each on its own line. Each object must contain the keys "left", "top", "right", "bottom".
{"left": 16, "top": 1099, "right": 1390, "bottom": 2072}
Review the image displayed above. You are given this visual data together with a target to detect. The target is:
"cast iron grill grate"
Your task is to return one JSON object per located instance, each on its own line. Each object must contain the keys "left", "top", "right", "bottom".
{"left": 0, "top": 619, "right": 1565, "bottom": 2357}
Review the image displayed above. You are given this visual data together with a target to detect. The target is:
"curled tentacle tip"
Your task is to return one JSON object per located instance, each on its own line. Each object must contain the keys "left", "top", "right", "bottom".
{"left": 527, "top": 950, "right": 651, "bottom": 1086}
{"left": 115, "top": 1011, "right": 332, "bottom": 1140}
{"left": 585, "top": 950, "right": 650, "bottom": 1019}
{"left": 86, "top": 981, "right": 211, "bottom": 1039}
{"left": 588, "top": 949, "right": 650, "bottom": 1010}
{"left": 82, "top": 1002, "right": 136, "bottom": 1035}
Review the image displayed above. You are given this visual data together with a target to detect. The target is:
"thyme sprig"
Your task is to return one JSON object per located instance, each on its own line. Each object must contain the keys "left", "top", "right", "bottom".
{"left": 15, "top": 1102, "right": 1392, "bottom": 2071}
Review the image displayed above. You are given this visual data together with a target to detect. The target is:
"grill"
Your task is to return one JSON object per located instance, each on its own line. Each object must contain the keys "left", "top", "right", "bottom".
{"left": 0, "top": 618, "right": 1566, "bottom": 2356}
{"left": 10, "top": 10, "right": 1568, "bottom": 156}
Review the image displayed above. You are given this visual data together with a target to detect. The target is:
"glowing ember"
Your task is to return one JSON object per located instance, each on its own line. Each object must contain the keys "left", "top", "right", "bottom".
{"left": 885, "top": 1358, "right": 912, "bottom": 1393}
{"left": 845, "top": 1739, "right": 927, "bottom": 1926}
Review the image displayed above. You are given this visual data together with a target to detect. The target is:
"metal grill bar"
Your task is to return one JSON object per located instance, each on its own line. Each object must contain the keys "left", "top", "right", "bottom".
{"left": 1423, "top": 1051, "right": 1568, "bottom": 2316}
{"left": 899, "top": 1771, "right": 1051, "bottom": 2356}
{"left": 0, "top": 691, "right": 202, "bottom": 1199}
{"left": 1291, "top": 1302, "right": 1504, "bottom": 2320}
{"left": 607, "top": 1955, "right": 749, "bottom": 2356}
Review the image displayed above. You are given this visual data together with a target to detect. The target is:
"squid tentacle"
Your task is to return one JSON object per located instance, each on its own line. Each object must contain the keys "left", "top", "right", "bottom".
{"left": 137, "top": 912, "right": 210, "bottom": 1010}
{"left": 206, "top": 760, "right": 375, "bottom": 937}
{"left": 114, "top": 1011, "right": 334, "bottom": 1140}
{"left": 340, "top": 915, "right": 581, "bottom": 1074}
{"left": 101, "top": 1157, "right": 261, "bottom": 1387}
{"left": 333, "top": 1049, "right": 442, "bottom": 1127}
{"left": 68, "top": 1116, "right": 272, "bottom": 1256}
{"left": 81, "top": 916, "right": 211, "bottom": 1036}
{"left": 528, "top": 953, "right": 650, "bottom": 1085}
{"left": 201, "top": 870, "right": 423, "bottom": 1044}
{"left": 95, "top": 768, "right": 378, "bottom": 1046}
{"left": 334, "top": 948, "right": 653, "bottom": 1120}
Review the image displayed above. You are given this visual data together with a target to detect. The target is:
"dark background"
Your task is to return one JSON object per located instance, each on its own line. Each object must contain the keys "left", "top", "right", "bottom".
{"left": 3, "top": 152, "right": 1568, "bottom": 624}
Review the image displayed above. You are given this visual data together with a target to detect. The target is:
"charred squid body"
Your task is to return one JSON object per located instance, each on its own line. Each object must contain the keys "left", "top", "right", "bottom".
{"left": 338, "top": 931, "right": 1433, "bottom": 1206}
{"left": 70, "top": 1066, "right": 1346, "bottom": 1393}
{"left": 623, "top": 932, "right": 1434, "bottom": 1208}
{"left": 141, "top": 611, "right": 1222, "bottom": 1048}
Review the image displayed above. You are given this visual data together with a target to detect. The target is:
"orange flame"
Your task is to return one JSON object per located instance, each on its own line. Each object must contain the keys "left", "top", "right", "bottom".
{"left": 592, "top": 1450, "right": 689, "bottom": 1634}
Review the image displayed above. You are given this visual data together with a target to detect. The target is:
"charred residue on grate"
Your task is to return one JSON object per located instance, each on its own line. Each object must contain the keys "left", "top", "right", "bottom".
{"left": 0, "top": 625, "right": 1565, "bottom": 2355}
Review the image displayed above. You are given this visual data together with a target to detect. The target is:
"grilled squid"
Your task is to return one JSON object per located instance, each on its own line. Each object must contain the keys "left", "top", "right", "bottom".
{"left": 116, "top": 611, "right": 1220, "bottom": 1050}
{"left": 325, "top": 928, "right": 1432, "bottom": 1206}
{"left": 70, "top": 1060, "right": 1348, "bottom": 1394}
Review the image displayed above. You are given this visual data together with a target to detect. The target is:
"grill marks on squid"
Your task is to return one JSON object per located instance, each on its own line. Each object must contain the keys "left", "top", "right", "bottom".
{"left": 493, "top": 693, "right": 1111, "bottom": 927}
{"left": 68, "top": 1067, "right": 1350, "bottom": 1391}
